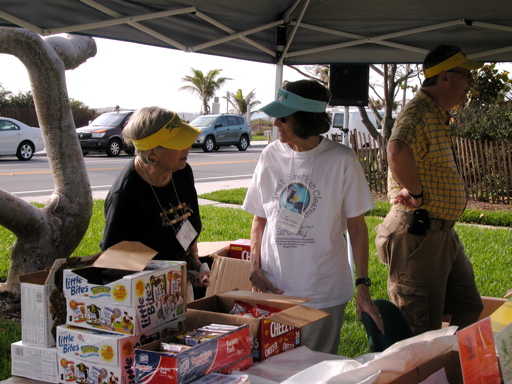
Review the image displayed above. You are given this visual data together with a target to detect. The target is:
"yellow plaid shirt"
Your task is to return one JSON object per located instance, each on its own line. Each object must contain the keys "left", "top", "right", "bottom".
{"left": 388, "top": 90, "right": 467, "bottom": 220}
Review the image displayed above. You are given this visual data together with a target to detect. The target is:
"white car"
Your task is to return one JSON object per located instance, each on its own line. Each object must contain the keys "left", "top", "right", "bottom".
{"left": 0, "top": 117, "right": 45, "bottom": 160}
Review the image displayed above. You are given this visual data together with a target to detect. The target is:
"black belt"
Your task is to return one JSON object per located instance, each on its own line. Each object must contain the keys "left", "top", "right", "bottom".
{"left": 393, "top": 207, "right": 456, "bottom": 231}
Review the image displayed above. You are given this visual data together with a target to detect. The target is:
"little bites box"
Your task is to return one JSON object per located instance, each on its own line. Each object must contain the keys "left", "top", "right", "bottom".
{"left": 63, "top": 241, "right": 186, "bottom": 308}
{"left": 65, "top": 291, "right": 185, "bottom": 336}
{"left": 186, "top": 290, "right": 328, "bottom": 361}
{"left": 64, "top": 242, "right": 186, "bottom": 335}
{"left": 57, "top": 355, "right": 128, "bottom": 384}
{"left": 56, "top": 319, "right": 184, "bottom": 368}
{"left": 134, "top": 323, "right": 252, "bottom": 384}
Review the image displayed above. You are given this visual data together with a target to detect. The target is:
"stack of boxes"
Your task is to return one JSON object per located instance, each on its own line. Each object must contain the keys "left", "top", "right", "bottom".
{"left": 12, "top": 241, "right": 187, "bottom": 384}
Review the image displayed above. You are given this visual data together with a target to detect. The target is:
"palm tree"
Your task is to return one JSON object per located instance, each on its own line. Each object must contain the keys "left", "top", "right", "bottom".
{"left": 180, "top": 68, "right": 231, "bottom": 114}
{"left": 226, "top": 88, "right": 261, "bottom": 116}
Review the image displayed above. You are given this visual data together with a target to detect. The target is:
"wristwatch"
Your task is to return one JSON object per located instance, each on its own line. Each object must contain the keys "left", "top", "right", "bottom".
{"left": 355, "top": 277, "right": 371, "bottom": 287}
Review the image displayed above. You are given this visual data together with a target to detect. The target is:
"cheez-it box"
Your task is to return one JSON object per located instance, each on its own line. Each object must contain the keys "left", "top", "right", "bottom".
{"left": 228, "top": 239, "right": 251, "bottom": 261}
{"left": 186, "top": 290, "right": 328, "bottom": 361}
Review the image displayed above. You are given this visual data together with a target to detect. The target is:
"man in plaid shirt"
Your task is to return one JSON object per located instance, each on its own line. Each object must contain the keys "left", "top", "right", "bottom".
{"left": 375, "top": 45, "right": 484, "bottom": 336}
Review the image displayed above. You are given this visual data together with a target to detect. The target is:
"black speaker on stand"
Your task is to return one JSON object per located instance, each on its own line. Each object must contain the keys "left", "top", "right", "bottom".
{"left": 329, "top": 64, "right": 370, "bottom": 106}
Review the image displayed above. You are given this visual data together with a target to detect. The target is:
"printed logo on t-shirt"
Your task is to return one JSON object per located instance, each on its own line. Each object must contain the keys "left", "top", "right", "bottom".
{"left": 280, "top": 183, "right": 309, "bottom": 213}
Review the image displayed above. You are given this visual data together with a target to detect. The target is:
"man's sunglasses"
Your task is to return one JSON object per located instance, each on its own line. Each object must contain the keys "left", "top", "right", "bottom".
{"left": 278, "top": 116, "right": 287, "bottom": 123}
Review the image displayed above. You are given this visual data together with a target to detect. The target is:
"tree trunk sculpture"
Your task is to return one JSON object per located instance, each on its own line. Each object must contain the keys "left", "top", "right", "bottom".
{"left": 0, "top": 27, "right": 97, "bottom": 292}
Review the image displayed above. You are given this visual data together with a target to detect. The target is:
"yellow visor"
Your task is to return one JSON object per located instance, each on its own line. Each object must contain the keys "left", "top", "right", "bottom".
{"left": 424, "top": 51, "right": 483, "bottom": 79}
{"left": 131, "top": 112, "right": 201, "bottom": 151}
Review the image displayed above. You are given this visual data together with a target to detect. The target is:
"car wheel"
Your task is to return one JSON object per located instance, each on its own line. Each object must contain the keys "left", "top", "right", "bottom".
{"left": 106, "top": 139, "right": 122, "bottom": 157}
{"left": 202, "top": 136, "right": 216, "bottom": 153}
{"left": 237, "top": 135, "right": 249, "bottom": 151}
{"left": 16, "top": 141, "right": 35, "bottom": 161}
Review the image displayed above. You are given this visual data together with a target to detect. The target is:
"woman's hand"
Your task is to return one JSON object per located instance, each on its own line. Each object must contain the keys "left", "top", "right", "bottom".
{"left": 249, "top": 270, "right": 283, "bottom": 294}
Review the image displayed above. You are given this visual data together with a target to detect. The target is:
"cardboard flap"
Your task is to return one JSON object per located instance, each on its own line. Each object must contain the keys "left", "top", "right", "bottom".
{"left": 206, "top": 256, "right": 252, "bottom": 297}
{"left": 220, "top": 290, "right": 312, "bottom": 306}
{"left": 92, "top": 241, "right": 157, "bottom": 271}
{"left": 197, "top": 241, "right": 231, "bottom": 257}
{"left": 267, "top": 304, "right": 329, "bottom": 328}
{"left": 19, "top": 257, "right": 68, "bottom": 285}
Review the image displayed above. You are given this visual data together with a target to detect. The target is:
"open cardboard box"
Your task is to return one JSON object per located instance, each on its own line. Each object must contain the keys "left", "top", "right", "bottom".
{"left": 134, "top": 322, "right": 253, "bottom": 384}
{"left": 205, "top": 255, "right": 252, "bottom": 297}
{"left": 63, "top": 241, "right": 187, "bottom": 335}
{"left": 19, "top": 258, "right": 68, "bottom": 347}
{"left": 186, "top": 290, "right": 328, "bottom": 361}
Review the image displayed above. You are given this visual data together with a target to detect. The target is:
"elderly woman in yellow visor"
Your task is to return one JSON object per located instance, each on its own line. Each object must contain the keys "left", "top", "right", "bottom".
{"left": 101, "top": 106, "right": 209, "bottom": 296}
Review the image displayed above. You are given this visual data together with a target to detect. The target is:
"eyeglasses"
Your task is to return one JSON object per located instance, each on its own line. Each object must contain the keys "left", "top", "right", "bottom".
{"left": 446, "top": 69, "right": 474, "bottom": 79}
{"left": 278, "top": 116, "right": 287, "bottom": 123}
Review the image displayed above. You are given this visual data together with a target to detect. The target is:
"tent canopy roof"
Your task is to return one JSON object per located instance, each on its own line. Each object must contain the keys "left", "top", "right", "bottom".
{"left": 1, "top": 0, "right": 512, "bottom": 65}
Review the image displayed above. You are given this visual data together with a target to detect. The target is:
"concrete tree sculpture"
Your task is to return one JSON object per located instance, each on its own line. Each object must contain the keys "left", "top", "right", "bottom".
{"left": 0, "top": 27, "right": 97, "bottom": 291}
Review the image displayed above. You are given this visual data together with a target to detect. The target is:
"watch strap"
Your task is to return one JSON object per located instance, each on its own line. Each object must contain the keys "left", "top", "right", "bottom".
{"left": 355, "top": 277, "right": 371, "bottom": 287}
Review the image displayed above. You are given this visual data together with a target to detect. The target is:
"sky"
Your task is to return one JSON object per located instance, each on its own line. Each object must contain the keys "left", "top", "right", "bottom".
{"left": 0, "top": 37, "right": 305, "bottom": 114}
{"left": 1, "top": 36, "right": 510, "bottom": 116}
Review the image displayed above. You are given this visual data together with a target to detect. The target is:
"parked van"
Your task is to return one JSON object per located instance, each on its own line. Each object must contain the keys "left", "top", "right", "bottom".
{"left": 324, "top": 107, "right": 383, "bottom": 147}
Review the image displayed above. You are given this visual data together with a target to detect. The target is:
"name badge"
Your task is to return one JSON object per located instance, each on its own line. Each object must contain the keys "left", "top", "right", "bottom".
{"left": 277, "top": 208, "right": 304, "bottom": 234}
{"left": 177, "top": 219, "right": 197, "bottom": 250}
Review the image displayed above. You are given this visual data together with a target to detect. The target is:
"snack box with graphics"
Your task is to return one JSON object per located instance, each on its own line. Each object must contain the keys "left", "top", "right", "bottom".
{"left": 11, "top": 341, "right": 59, "bottom": 383}
{"left": 186, "top": 290, "right": 328, "bottom": 361}
{"left": 56, "top": 318, "right": 184, "bottom": 368}
{"left": 57, "top": 355, "right": 129, "bottom": 384}
{"left": 63, "top": 241, "right": 186, "bottom": 309}
{"left": 134, "top": 323, "right": 252, "bottom": 384}
{"left": 65, "top": 290, "right": 186, "bottom": 336}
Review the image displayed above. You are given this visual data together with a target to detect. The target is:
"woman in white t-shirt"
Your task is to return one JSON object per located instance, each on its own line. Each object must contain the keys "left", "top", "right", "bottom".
{"left": 242, "top": 80, "right": 383, "bottom": 354}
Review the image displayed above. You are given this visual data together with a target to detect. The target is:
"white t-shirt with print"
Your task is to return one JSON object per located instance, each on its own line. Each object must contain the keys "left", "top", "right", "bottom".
{"left": 242, "top": 138, "right": 374, "bottom": 309}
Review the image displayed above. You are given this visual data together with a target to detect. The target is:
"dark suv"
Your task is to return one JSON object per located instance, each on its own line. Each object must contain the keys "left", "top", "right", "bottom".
{"left": 190, "top": 114, "right": 252, "bottom": 152}
{"left": 76, "top": 110, "right": 134, "bottom": 156}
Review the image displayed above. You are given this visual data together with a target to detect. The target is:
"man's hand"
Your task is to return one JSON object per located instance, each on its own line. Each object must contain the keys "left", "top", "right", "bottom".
{"left": 394, "top": 188, "right": 423, "bottom": 209}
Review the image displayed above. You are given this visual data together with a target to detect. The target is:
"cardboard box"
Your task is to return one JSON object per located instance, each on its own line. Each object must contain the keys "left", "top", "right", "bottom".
{"left": 228, "top": 239, "right": 251, "bottom": 261}
{"left": 387, "top": 350, "right": 462, "bottom": 384}
{"left": 134, "top": 323, "right": 252, "bottom": 384}
{"left": 63, "top": 241, "right": 186, "bottom": 307}
{"left": 56, "top": 318, "right": 184, "bottom": 368}
{"left": 186, "top": 290, "right": 328, "bottom": 361}
{"left": 63, "top": 242, "right": 187, "bottom": 335}
{"left": 197, "top": 241, "right": 231, "bottom": 258}
{"left": 19, "top": 258, "right": 68, "bottom": 347}
{"left": 11, "top": 341, "right": 59, "bottom": 383}
{"left": 205, "top": 256, "right": 252, "bottom": 297}
{"left": 57, "top": 354, "right": 129, "bottom": 384}
{"left": 65, "top": 292, "right": 185, "bottom": 336}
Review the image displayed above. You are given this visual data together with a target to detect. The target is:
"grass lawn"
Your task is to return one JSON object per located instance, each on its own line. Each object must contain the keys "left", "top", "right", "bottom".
{"left": 0, "top": 190, "right": 511, "bottom": 380}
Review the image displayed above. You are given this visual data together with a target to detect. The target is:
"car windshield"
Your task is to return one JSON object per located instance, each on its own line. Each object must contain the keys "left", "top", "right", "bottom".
{"left": 90, "top": 113, "right": 126, "bottom": 127}
{"left": 190, "top": 116, "right": 218, "bottom": 128}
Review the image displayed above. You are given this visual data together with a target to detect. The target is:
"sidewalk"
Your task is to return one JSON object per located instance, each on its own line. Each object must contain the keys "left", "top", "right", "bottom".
{"left": 22, "top": 178, "right": 252, "bottom": 206}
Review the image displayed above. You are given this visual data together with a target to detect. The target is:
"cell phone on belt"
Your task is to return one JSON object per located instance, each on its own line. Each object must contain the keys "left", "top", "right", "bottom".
{"left": 408, "top": 209, "right": 430, "bottom": 236}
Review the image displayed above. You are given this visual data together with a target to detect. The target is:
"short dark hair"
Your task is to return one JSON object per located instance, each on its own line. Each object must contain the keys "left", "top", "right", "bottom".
{"left": 283, "top": 80, "right": 331, "bottom": 138}
{"left": 422, "top": 44, "right": 462, "bottom": 87}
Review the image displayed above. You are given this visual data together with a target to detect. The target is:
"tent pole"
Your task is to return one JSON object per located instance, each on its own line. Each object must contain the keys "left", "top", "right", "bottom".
{"left": 271, "top": 63, "right": 284, "bottom": 141}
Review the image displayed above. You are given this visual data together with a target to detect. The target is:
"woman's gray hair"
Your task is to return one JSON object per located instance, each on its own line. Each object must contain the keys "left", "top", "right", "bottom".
{"left": 123, "top": 106, "right": 174, "bottom": 165}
